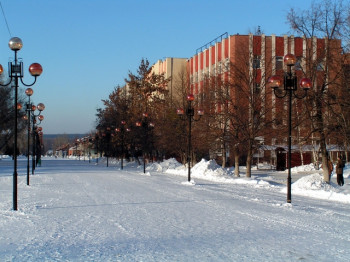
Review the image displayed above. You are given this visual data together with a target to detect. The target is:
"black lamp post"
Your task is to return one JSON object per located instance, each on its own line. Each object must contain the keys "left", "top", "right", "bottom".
{"left": 32, "top": 114, "right": 44, "bottom": 175}
{"left": 116, "top": 121, "right": 130, "bottom": 170}
{"left": 268, "top": 53, "right": 312, "bottom": 203}
{"left": 136, "top": 113, "right": 155, "bottom": 173}
{"left": 177, "top": 94, "right": 204, "bottom": 182}
{"left": 24, "top": 88, "right": 45, "bottom": 185}
{"left": 0, "top": 37, "right": 42, "bottom": 210}
{"left": 33, "top": 125, "right": 44, "bottom": 170}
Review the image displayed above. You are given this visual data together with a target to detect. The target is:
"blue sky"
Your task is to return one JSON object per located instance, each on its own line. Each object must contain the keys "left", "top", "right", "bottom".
{"left": 0, "top": 0, "right": 314, "bottom": 134}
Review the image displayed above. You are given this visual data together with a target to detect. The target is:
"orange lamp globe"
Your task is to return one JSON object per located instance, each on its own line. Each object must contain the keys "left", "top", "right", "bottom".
{"left": 37, "top": 103, "right": 45, "bottom": 111}
{"left": 187, "top": 94, "right": 195, "bottom": 101}
{"left": 25, "top": 88, "right": 34, "bottom": 96}
{"left": 284, "top": 54, "right": 297, "bottom": 66}
{"left": 299, "top": 78, "right": 312, "bottom": 89}
{"left": 267, "top": 75, "right": 282, "bottom": 88}
{"left": 29, "top": 63, "right": 43, "bottom": 76}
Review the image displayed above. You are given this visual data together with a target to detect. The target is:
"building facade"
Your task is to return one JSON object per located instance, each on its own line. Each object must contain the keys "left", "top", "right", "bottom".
{"left": 151, "top": 57, "right": 187, "bottom": 103}
{"left": 186, "top": 33, "right": 342, "bottom": 166}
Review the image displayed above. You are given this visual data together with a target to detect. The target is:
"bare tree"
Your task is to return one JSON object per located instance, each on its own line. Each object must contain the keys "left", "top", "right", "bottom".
{"left": 287, "top": 0, "right": 350, "bottom": 182}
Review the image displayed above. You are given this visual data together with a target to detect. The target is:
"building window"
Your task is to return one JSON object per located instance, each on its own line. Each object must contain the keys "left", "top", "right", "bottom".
{"left": 295, "top": 56, "right": 302, "bottom": 71}
{"left": 276, "top": 56, "right": 283, "bottom": 70}
{"left": 317, "top": 60, "right": 325, "bottom": 71}
{"left": 253, "top": 56, "right": 261, "bottom": 69}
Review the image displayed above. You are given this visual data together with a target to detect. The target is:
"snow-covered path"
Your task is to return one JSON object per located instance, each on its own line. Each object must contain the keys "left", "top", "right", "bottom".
{"left": 1, "top": 158, "right": 349, "bottom": 261}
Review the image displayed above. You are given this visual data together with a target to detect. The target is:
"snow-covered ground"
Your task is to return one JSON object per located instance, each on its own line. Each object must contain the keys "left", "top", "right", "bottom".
{"left": 0, "top": 156, "right": 349, "bottom": 261}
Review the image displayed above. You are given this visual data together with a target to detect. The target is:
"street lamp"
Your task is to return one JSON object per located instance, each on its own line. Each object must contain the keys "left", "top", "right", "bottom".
{"left": 31, "top": 107, "right": 44, "bottom": 175}
{"left": 268, "top": 53, "right": 312, "bottom": 203}
{"left": 104, "top": 127, "right": 112, "bottom": 167}
{"left": 24, "top": 88, "right": 45, "bottom": 185}
{"left": 0, "top": 37, "right": 42, "bottom": 210}
{"left": 33, "top": 125, "right": 44, "bottom": 170}
{"left": 177, "top": 94, "right": 204, "bottom": 182}
{"left": 116, "top": 121, "right": 130, "bottom": 170}
{"left": 136, "top": 113, "right": 155, "bottom": 173}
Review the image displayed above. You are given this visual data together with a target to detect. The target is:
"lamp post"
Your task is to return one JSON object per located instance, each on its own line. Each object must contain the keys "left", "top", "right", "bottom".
{"left": 268, "top": 53, "right": 312, "bottom": 203}
{"left": 177, "top": 94, "right": 204, "bottom": 182}
{"left": 0, "top": 37, "right": 42, "bottom": 210}
{"left": 32, "top": 111, "right": 44, "bottom": 175}
{"left": 116, "top": 120, "right": 130, "bottom": 170}
{"left": 33, "top": 125, "right": 44, "bottom": 169}
{"left": 136, "top": 113, "right": 155, "bottom": 173}
{"left": 24, "top": 88, "right": 45, "bottom": 185}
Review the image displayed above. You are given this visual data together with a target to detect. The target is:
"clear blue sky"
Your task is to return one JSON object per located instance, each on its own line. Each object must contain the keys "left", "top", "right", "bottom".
{"left": 0, "top": 0, "right": 314, "bottom": 134}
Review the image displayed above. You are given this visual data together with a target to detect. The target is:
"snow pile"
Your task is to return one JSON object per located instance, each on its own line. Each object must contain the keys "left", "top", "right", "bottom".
{"left": 191, "top": 159, "right": 228, "bottom": 177}
{"left": 291, "top": 163, "right": 317, "bottom": 172}
{"left": 290, "top": 173, "right": 350, "bottom": 203}
{"left": 146, "top": 158, "right": 183, "bottom": 172}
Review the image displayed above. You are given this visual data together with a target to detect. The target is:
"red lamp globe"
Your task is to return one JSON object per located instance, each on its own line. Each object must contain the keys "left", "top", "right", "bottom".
{"left": 25, "top": 88, "right": 33, "bottom": 96}
{"left": 187, "top": 94, "right": 194, "bottom": 101}
{"left": 37, "top": 103, "right": 45, "bottom": 111}
{"left": 198, "top": 109, "right": 204, "bottom": 116}
{"left": 284, "top": 54, "right": 297, "bottom": 66}
{"left": 29, "top": 63, "right": 43, "bottom": 76}
{"left": 177, "top": 108, "right": 184, "bottom": 115}
{"left": 299, "top": 78, "right": 312, "bottom": 89}
{"left": 267, "top": 75, "right": 282, "bottom": 88}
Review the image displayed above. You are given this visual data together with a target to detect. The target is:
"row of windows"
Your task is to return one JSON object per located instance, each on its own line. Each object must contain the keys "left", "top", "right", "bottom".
{"left": 253, "top": 56, "right": 324, "bottom": 71}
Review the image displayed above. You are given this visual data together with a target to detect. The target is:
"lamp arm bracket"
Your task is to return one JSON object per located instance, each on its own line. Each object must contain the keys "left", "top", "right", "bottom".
{"left": 193, "top": 115, "right": 202, "bottom": 122}
{"left": 273, "top": 88, "right": 288, "bottom": 99}
{"left": 20, "top": 76, "right": 37, "bottom": 87}
{"left": 293, "top": 90, "right": 308, "bottom": 100}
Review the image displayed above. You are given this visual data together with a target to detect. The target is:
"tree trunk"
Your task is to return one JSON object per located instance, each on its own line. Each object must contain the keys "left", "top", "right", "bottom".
{"left": 246, "top": 147, "right": 252, "bottom": 178}
{"left": 320, "top": 139, "right": 330, "bottom": 183}
{"left": 222, "top": 144, "right": 226, "bottom": 168}
{"left": 234, "top": 149, "right": 240, "bottom": 177}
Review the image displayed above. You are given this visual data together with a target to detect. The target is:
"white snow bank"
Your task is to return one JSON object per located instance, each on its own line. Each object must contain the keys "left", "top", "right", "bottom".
{"left": 146, "top": 158, "right": 183, "bottom": 172}
{"left": 291, "top": 163, "right": 317, "bottom": 172}
{"left": 164, "top": 158, "right": 272, "bottom": 187}
{"left": 191, "top": 159, "right": 228, "bottom": 177}
{"left": 289, "top": 173, "right": 350, "bottom": 203}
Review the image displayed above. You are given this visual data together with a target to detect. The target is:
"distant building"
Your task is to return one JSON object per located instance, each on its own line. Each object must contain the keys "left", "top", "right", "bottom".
{"left": 151, "top": 57, "right": 187, "bottom": 102}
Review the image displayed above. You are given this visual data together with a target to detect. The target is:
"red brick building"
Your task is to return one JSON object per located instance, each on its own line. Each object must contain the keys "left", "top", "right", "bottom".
{"left": 186, "top": 33, "right": 343, "bottom": 166}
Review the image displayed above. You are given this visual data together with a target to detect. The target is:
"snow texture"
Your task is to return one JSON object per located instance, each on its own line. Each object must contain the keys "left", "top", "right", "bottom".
{"left": 1, "top": 156, "right": 350, "bottom": 261}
